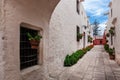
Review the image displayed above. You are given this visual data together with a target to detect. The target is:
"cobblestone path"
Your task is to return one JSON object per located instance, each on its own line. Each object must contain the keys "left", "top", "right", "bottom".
{"left": 68, "top": 45, "right": 120, "bottom": 80}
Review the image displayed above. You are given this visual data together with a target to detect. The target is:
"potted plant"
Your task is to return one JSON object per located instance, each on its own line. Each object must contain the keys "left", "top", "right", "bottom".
{"left": 108, "top": 48, "right": 115, "bottom": 60}
{"left": 109, "top": 27, "right": 115, "bottom": 36}
{"left": 110, "top": 27, "right": 115, "bottom": 30}
{"left": 106, "top": 33, "right": 110, "bottom": 37}
{"left": 88, "top": 35, "right": 93, "bottom": 43}
{"left": 77, "top": 33, "right": 83, "bottom": 40}
{"left": 27, "top": 32, "right": 42, "bottom": 49}
{"left": 104, "top": 44, "right": 109, "bottom": 52}
{"left": 106, "top": 40, "right": 108, "bottom": 43}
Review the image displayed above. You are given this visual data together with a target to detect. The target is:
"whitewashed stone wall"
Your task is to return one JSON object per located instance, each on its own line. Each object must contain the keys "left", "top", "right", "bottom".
{"left": 49, "top": 0, "right": 80, "bottom": 79}
{"left": 0, "top": 0, "right": 5, "bottom": 79}
{"left": 107, "top": 0, "right": 120, "bottom": 64}
{"left": 79, "top": 4, "right": 92, "bottom": 47}
{"left": 0, "top": 0, "right": 60, "bottom": 80}
{"left": 49, "top": 0, "right": 91, "bottom": 79}
{"left": 0, "top": 0, "right": 91, "bottom": 80}
{"left": 112, "top": 0, "right": 120, "bottom": 64}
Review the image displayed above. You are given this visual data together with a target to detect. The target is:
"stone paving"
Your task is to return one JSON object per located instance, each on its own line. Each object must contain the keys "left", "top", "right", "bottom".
{"left": 68, "top": 45, "right": 120, "bottom": 80}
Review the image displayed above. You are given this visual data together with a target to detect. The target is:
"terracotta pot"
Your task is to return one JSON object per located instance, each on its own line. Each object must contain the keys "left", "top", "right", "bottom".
{"left": 109, "top": 55, "right": 115, "bottom": 60}
{"left": 30, "top": 40, "right": 40, "bottom": 49}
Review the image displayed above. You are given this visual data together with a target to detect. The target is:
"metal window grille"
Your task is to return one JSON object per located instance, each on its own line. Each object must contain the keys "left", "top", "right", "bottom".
{"left": 20, "top": 27, "right": 38, "bottom": 70}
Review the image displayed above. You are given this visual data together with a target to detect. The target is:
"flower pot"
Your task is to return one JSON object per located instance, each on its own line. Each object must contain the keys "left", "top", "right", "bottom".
{"left": 82, "top": 33, "right": 84, "bottom": 36}
{"left": 109, "top": 29, "right": 115, "bottom": 36}
{"left": 30, "top": 40, "right": 40, "bottom": 49}
{"left": 109, "top": 55, "right": 115, "bottom": 60}
{"left": 106, "top": 33, "right": 110, "bottom": 37}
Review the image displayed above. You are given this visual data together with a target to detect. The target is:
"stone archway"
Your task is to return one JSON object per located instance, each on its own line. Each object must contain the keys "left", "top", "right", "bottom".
{"left": 0, "top": 0, "right": 60, "bottom": 80}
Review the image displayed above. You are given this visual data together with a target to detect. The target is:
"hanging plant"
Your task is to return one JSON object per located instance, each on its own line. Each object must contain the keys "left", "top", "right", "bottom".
{"left": 88, "top": 35, "right": 93, "bottom": 43}
{"left": 77, "top": 33, "right": 83, "bottom": 39}
{"left": 110, "top": 27, "right": 115, "bottom": 30}
{"left": 106, "top": 33, "right": 110, "bottom": 37}
{"left": 109, "top": 29, "right": 115, "bottom": 36}
{"left": 27, "top": 32, "right": 42, "bottom": 49}
{"left": 108, "top": 48, "right": 115, "bottom": 60}
{"left": 109, "top": 27, "right": 115, "bottom": 36}
{"left": 77, "top": 33, "right": 84, "bottom": 41}
{"left": 106, "top": 40, "right": 108, "bottom": 43}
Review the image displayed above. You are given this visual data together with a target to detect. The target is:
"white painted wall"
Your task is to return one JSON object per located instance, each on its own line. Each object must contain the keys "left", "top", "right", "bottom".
{"left": 0, "top": 0, "right": 60, "bottom": 80}
{"left": 80, "top": 4, "right": 93, "bottom": 47}
{"left": 49, "top": 1, "right": 81, "bottom": 79}
{"left": 0, "top": 0, "right": 91, "bottom": 80}
{"left": 48, "top": 0, "right": 92, "bottom": 79}
{"left": 107, "top": 0, "right": 120, "bottom": 64}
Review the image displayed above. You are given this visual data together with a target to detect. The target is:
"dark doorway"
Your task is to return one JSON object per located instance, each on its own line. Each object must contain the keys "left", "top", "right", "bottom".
{"left": 83, "top": 32, "right": 85, "bottom": 48}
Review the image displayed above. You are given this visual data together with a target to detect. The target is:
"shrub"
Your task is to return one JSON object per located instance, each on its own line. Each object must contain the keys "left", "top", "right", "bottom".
{"left": 64, "top": 55, "right": 71, "bottom": 66}
{"left": 64, "top": 50, "right": 85, "bottom": 67}
{"left": 86, "top": 46, "right": 91, "bottom": 51}
{"left": 64, "top": 45, "right": 94, "bottom": 67}
{"left": 89, "top": 45, "right": 94, "bottom": 48}
{"left": 82, "top": 48, "right": 87, "bottom": 54}
{"left": 77, "top": 50, "right": 85, "bottom": 58}
{"left": 75, "top": 50, "right": 83, "bottom": 58}
{"left": 86, "top": 45, "right": 94, "bottom": 51}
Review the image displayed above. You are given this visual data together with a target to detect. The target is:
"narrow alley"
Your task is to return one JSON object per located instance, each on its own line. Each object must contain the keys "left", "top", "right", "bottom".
{"left": 1, "top": 0, "right": 120, "bottom": 80}
{"left": 68, "top": 46, "right": 120, "bottom": 80}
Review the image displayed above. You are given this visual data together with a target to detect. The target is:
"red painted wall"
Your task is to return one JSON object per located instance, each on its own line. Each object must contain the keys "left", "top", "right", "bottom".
{"left": 93, "top": 39, "right": 103, "bottom": 45}
{"left": 93, "top": 32, "right": 106, "bottom": 45}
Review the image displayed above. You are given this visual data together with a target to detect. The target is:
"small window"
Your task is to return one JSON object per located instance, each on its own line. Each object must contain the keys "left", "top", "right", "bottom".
{"left": 20, "top": 27, "right": 39, "bottom": 70}
{"left": 77, "top": 26, "right": 80, "bottom": 41}
{"left": 76, "top": 0, "right": 80, "bottom": 14}
{"left": 111, "top": 9, "right": 112, "bottom": 17}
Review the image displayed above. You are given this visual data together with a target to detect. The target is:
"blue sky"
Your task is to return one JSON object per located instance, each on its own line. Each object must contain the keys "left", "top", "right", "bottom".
{"left": 82, "top": 0, "right": 111, "bottom": 35}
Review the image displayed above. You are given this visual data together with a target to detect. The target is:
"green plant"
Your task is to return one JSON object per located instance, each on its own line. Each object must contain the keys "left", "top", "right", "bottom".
{"left": 104, "top": 44, "right": 109, "bottom": 52}
{"left": 108, "top": 48, "right": 114, "bottom": 55}
{"left": 27, "top": 32, "right": 42, "bottom": 41}
{"left": 86, "top": 46, "right": 91, "bottom": 51}
{"left": 82, "top": 48, "right": 87, "bottom": 54}
{"left": 106, "top": 33, "right": 110, "bottom": 37}
{"left": 64, "top": 45, "right": 94, "bottom": 67}
{"left": 88, "top": 35, "right": 93, "bottom": 43}
{"left": 64, "top": 55, "right": 71, "bottom": 66}
{"left": 77, "top": 33, "right": 83, "bottom": 39}
{"left": 109, "top": 29, "right": 115, "bottom": 36}
{"left": 109, "top": 27, "right": 115, "bottom": 36}
{"left": 64, "top": 50, "right": 85, "bottom": 67}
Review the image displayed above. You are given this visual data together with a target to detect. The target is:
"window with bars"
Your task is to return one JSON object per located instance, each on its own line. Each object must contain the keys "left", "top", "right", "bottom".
{"left": 77, "top": 26, "right": 80, "bottom": 41}
{"left": 111, "top": 9, "right": 112, "bottom": 17}
{"left": 76, "top": 0, "right": 80, "bottom": 14}
{"left": 20, "top": 27, "right": 39, "bottom": 70}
